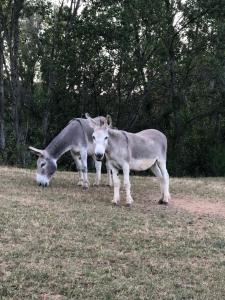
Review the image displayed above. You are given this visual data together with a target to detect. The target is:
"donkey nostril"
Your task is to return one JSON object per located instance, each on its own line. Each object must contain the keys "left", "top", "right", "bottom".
{"left": 96, "top": 153, "right": 103, "bottom": 160}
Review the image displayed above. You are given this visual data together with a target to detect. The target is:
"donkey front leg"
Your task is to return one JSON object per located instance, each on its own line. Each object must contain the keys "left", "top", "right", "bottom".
{"left": 94, "top": 159, "right": 102, "bottom": 186}
{"left": 71, "top": 151, "right": 84, "bottom": 186}
{"left": 106, "top": 159, "right": 113, "bottom": 187}
{"left": 111, "top": 166, "right": 120, "bottom": 205}
{"left": 80, "top": 149, "right": 89, "bottom": 189}
{"left": 123, "top": 163, "right": 133, "bottom": 206}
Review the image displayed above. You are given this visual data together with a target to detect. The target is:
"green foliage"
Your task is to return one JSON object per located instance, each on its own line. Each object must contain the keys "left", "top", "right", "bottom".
{"left": 209, "top": 144, "right": 225, "bottom": 176}
{"left": 1, "top": 0, "right": 225, "bottom": 175}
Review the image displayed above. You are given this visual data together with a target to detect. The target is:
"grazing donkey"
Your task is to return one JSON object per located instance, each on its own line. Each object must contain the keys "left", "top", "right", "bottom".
{"left": 29, "top": 117, "right": 113, "bottom": 188}
{"left": 86, "top": 114, "right": 170, "bottom": 206}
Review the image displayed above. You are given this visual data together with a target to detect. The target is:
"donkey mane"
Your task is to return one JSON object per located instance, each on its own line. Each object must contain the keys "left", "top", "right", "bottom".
{"left": 68, "top": 117, "right": 80, "bottom": 125}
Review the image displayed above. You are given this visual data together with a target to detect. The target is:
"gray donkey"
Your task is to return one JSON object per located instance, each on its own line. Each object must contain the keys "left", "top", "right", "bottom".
{"left": 29, "top": 117, "right": 113, "bottom": 188}
{"left": 86, "top": 114, "right": 170, "bottom": 206}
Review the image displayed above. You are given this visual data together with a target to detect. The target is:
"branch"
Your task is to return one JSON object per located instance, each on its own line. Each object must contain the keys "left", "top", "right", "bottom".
{"left": 169, "top": 7, "right": 212, "bottom": 50}
{"left": 185, "top": 106, "right": 225, "bottom": 127}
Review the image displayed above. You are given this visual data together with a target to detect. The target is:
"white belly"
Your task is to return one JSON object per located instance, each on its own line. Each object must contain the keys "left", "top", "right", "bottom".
{"left": 129, "top": 159, "right": 156, "bottom": 171}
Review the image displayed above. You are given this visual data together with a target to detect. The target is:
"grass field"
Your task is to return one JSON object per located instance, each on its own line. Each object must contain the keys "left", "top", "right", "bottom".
{"left": 1, "top": 166, "right": 225, "bottom": 299}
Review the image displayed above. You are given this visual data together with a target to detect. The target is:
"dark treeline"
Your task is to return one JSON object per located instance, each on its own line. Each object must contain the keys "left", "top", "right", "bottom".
{"left": 0, "top": 0, "right": 225, "bottom": 176}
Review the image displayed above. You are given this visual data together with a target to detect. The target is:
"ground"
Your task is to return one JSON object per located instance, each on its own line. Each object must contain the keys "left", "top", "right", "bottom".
{"left": 1, "top": 166, "right": 225, "bottom": 299}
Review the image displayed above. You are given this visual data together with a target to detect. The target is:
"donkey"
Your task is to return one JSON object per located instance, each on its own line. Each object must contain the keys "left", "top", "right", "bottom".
{"left": 29, "top": 117, "right": 113, "bottom": 188}
{"left": 86, "top": 114, "right": 170, "bottom": 206}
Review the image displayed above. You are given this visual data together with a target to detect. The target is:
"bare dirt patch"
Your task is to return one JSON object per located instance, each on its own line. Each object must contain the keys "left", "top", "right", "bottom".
{"left": 171, "top": 196, "right": 225, "bottom": 217}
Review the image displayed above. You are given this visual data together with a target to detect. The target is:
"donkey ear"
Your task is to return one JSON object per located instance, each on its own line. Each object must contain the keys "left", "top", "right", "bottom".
{"left": 106, "top": 115, "right": 112, "bottom": 128}
{"left": 29, "top": 146, "right": 44, "bottom": 157}
{"left": 85, "top": 113, "right": 98, "bottom": 129}
{"left": 85, "top": 113, "right": 91, "bottom": 119}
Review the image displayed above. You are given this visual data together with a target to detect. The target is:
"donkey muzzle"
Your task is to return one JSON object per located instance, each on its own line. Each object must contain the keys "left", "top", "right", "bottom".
{"left": 36, "top": 174, "right": 50, "bottom": 187}
{"left": 95, "top": 153, "right": 104, "bottom": 161}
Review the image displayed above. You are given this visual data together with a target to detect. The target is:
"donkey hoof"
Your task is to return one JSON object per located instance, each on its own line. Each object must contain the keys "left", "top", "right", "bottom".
{"left": 112, "top": 201, "right": 119, "bottom": 207}
{"left": 82, "top": 185, "right": 89, "bottom": 190}
{"left": 126, "top": 203, "right": 133, "bottom": 208}
{"left": 158, "top": 199, "right": 169, "bottom": 205}
{"left": 77, "top": 181, "right": 83, "bottom": 186}
{"left": 105, "top": 184, "right": 113, "bottom": 189}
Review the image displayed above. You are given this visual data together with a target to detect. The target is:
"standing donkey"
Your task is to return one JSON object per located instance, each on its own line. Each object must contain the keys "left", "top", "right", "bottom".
{"left": 86, "top": 114, "right": 170, "bottom": 206}
{"left": 29, "top": 117, "right": 113, "bottom": 188}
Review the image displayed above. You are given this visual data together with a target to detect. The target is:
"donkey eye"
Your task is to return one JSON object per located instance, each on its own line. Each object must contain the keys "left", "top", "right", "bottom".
{"left": 41, "top": 162, "right": 46, "bottom": 168}
{"left": 92, "top": 136, "right": 95, "bottom": 140}
{"left": 105, "top": 137, "right": 108, "bottom": 140}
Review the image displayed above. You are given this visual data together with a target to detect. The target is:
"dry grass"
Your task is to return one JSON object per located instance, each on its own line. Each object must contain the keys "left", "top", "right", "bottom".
{"left": 1, "top": 166, "right": 225, "bottom": 299}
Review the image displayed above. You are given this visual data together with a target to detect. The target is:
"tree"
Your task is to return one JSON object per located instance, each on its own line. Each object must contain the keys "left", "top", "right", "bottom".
{"left": 0, "top": 2, "right": 5, "bottom": 151}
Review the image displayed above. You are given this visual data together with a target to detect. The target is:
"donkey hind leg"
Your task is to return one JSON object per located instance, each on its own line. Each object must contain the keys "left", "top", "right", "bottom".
{"left": 94, "top": 159, "right": 102, "bottom": 186}
{"left": 106, "top": 159, "right": 113, "bottom": 187}
{"left": 123, "top": 163, "right": 133, "bottom": 206}
{"left": 80, "top": 149, "right": 89, "bottom": 189}
{"left": 71, "top": 151, "right": 84, "bottom": 186}
{"left": 111, "top": 166, "right": 121, "bottom": 205}
{"left": 157, "top": 160, "right": 170, "bottom": 204}
{"left": 150, "top": 162, "right": 164, "bottom": 202}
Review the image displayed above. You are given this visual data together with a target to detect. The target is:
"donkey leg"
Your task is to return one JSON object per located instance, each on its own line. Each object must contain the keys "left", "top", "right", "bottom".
{"left": 151, "top": 162, "right": 164, "bottom": 202}
{"left": 106, "top": 159, "right": 113, "bottom": 187}
{"left": 80, "top": 150, "right": 89, "bottom": 189}
{"left": 123, "top": 163, "right": 133, "bottom": 206}
{"left": 157, "top": 160, "right": 170, "bottom": 204}
{"left": 111, "top": 166, "right": 120, "bottom": 205}
{"left": 77, "top": 170, "right": 84, "bottom": 186}
{"left": 71, "top": 151, "right": 84, "bottom": 186}
{"left": 94, "top": 159, "right": 102, "bottom": 186}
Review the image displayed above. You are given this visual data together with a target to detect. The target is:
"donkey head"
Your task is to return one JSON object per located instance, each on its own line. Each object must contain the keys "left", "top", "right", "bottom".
{"left": 29, "top": 146, "right": 57, "bottom": 187}
{"left": 86, "top": 113, "right": 112, "bottom": 161}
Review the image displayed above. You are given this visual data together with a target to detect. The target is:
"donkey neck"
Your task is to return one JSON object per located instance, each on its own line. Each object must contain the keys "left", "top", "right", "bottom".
{"left": 45, "top": 121, "right": 81, "bottom": 160}
{"left": 106, "top": 129, "right": 129, "bottom": 157}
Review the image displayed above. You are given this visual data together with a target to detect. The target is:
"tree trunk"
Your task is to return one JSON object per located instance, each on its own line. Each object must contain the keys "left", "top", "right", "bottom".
{"left": 0, "top": 7, "right": 5, "bottom": 151}
{"left": 9, "top": 0, "right": 24, "bottom": 147}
